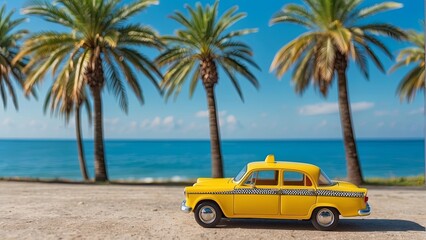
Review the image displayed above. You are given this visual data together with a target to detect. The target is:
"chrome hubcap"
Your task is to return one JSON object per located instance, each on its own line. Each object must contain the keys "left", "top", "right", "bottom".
{"left": 199, "top": 206, "right": 216, "bottom": 224}
{"left": 317, "top": 208, "right": 334, "bottom": 227}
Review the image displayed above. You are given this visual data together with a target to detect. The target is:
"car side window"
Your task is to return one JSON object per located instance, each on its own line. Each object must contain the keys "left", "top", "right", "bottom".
{"left": 283, "top": 171, "right": 312, "bottom": 186}
{"left": 244, "top": 170, "right": 278, "bottom": 186}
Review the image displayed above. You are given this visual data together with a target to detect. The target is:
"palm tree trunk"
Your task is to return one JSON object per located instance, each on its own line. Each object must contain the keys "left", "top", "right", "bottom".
{"left": 336, "top": 53, "right": 363, "bottom": 186}
{"left": 204, "top": 85, "right": 224, "bottom": 178}
{"left": 91, "top": 87, "right": 108, "bottom": 182}
{"left": 75, "top": 105, "right": 89, "bottom": 181}
{"left": 86, "top": 50, "right": 108, "bottom": 182}
{"left": 423, "top": 0, "right": 426, "bottom": 186}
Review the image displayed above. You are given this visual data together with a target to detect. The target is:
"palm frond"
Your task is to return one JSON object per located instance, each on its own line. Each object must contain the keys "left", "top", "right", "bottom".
{"left": 358, "top": 23, "right": 407, "bottom": 40}
{"left": 220, "top": 62, "right": 245, "bottom": 101}
{"left": 188, "top": 68, "right": 200, "bottom": 98}
{"left": 390, "top": 30, "right": 425, "bottom": 101}
{"left": 315, "top": 38, "right": 335, "bottom": 82}
{"left": 158, "top": 1, "right": 259, "bottom": 100}
{"left": 16, "top": 0, "right": 162, "bottom": 116}
{"left": 270, "top": 0, "right": 404, "bottom": 96}
{"left": 110, "top": 0, "right": 158, "bottom": 25}
{"left": 270, "top": 32, "right": 317, "bottom": 78}
{"left": 397, "top": 66, "right": 424, "bottom": 101}
{"left": 357, "top": 2, "right": 402, "bottom": 19}
{"left": 0, "top": 4, "right": 29, "bottom": 109}
{"left": 103, "top": 51, "right": 128, "bottom": 113}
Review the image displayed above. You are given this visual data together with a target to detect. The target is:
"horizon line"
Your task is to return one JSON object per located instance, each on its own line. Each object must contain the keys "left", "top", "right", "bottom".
{"left": 0, "top": 137, "right": 423, "bottom": 141}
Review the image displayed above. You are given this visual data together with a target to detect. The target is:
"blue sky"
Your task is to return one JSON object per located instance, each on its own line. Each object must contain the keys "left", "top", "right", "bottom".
{"left": 0, "top": 0, "right": 424, "bottom": 139}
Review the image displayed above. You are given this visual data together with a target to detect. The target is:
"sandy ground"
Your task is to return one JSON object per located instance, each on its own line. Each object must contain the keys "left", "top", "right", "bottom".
{"left": 0, "top": 182, "right": 425, "bottom": 240}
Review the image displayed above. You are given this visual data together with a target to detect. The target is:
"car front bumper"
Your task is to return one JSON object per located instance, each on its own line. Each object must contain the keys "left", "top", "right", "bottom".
{"left": 358, "top": 203, "right": 371, "bottom": 216}
{"left": 181, "top": 200, "right": 192, "bottom": 213}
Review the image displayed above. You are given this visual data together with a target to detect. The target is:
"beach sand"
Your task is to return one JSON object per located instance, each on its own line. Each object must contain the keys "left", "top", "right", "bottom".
{"left": 0, "top": 182, "right": 425, "bottom": 239}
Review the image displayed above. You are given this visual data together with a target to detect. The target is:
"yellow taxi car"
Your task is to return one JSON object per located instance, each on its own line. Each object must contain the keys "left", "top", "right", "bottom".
{"left": 181, "top": 155, "right": 370, "bottom": 230}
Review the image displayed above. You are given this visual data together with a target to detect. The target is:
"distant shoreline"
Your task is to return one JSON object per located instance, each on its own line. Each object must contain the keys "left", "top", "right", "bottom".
{"left": 0, "top": 138, "right": 423, "bottom": 141}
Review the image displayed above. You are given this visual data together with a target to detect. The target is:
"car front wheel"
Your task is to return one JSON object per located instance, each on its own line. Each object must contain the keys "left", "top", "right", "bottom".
{"left": 311, "top": 207, "right": 339, "bottom": 231}
{"left": 194, "top": 201, "right": 222, "bottom": 228}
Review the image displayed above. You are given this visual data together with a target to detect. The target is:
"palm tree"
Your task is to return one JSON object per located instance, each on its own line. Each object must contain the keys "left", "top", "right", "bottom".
{"left": 0, "top": 5, "right": 29, "bottom": 109}
{"left": 390, "top": 30, "right": 424, "bottom": 101}
{"left": 44, "top": 74, "right": 92, "bottom": 181}
{"left": 15, "top": 0, "right": 163, "bottom": 181}
{"left": 270, "top": 0, "right": 406, "bottom": 185}
{"left": 156, "top": 1, "right": 259, "bottom": 178}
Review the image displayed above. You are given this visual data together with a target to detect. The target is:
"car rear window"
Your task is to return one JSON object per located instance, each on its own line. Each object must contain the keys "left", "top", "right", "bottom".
{"left": 318, "top": 170, "right": 334, "bottom": 186}
{"left": 283, "top": 171, "right": 312, "bottom": 186}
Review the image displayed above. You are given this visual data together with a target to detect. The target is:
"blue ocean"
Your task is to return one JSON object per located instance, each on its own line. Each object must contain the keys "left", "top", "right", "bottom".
{"left": 0, "top": 139, "right": 423, "bottom": 181}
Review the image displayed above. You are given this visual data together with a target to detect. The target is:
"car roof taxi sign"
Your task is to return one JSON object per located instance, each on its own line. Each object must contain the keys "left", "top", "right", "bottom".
{"left": 265, "top": 154, "right": 275, "bottom": 163}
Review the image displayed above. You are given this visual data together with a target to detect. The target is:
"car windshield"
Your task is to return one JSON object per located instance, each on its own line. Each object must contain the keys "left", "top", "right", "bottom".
{"left": 318, "top": 170, "right": 335, "bottom": 186}
{"left": 233, "top": 165, "right": 247, "bottom": 182}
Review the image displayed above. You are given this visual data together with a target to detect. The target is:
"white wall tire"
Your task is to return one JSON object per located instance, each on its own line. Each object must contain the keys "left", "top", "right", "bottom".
{"left": 311, "top": 207, "right": 339, "bottom": 231}
{"left": 194, "top": 202, "right": 222, "bottom": 228}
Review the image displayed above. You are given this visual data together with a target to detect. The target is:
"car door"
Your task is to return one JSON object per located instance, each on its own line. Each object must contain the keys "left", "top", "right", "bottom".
{"left": 233, "top": 169, "right": 280, "bottom": 215}
{"left": 280, "top": 170, "right": 317, "bottom": 217}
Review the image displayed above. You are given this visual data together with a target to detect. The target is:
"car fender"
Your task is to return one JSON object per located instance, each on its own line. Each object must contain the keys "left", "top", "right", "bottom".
{"left": 309, "top": 203, "right": 341, "bottom": 218}
{"left": 189, "top": 194, "right": 233, "bottom": 217}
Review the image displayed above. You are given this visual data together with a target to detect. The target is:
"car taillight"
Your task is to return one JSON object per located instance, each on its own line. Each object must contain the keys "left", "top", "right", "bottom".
{"left": 364, "top": 196, "right": 369, "bottom": 203}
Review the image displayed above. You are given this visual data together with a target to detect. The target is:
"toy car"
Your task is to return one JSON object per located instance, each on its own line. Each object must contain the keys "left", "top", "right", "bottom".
{"left": 181, "top": 154, "right": 370, "bottom": 230}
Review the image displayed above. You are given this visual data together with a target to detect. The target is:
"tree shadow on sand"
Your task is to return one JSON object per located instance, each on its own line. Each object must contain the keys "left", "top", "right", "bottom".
{"left": 217, "top": 219, "right": 425, "bottom": 232}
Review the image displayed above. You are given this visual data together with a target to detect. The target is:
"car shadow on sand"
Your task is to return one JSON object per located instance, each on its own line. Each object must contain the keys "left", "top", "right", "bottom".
{"left": 217, "top": 218, "right": 425, "bottom": 232}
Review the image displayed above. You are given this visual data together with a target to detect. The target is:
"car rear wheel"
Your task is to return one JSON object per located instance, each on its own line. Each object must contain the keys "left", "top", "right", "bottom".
{"left": 311, "top": 207, "right": 339, "bottom": 231}
{"left": 194, "top": 202, "right": 222, "bottom": 228}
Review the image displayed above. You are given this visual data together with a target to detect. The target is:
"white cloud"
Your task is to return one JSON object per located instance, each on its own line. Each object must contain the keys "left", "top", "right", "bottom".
{"left": 226, "top": 115, "right": 237, "bottom": 125}
{"left": 163, "top": 116, "right": 174, "bottom": 125}
{"left": 374, "top": 110, "right": 399, "bottom": 116}
{"left": 351, "top": 102, "right": 375, "bottom": 112}
{"left": 139, "top": 116, "right": 181, "bottom": 130}
{"left": 194, "top": 110, "right": 241, "bottom": 132}
{"left": 224, "top": 114, "right": 242, "bottom": 131}
{"left": 409, "top": 108, "right": 424, "bottom": 115}
{"left": 1, "top": 118, "right": 13, "bottom": 127}
{"left": 195, "top": 110, "right": 227, "bottom": 118}
{"left": 105, "top": 118, "right": 120, "bottom": 125}
{"left": 299, "top": 102, "right": 374, "bottom": 116}
{"left": 27, "top": 120, "right": 48, "bottom": 130}
{"left": 377, "top": 122, "right": 385, "bottom": 127}
{"left": 150, "top": 117, "right": 162, "bottom": 128}
{"left": 195, "top": 110, "right": 209, "bottom": 118}
{"left": 140, "top": 119, "right": 150, "bottom": 128}
{"left": 163, "top": 116, "right": 175, "bottom": 129}
{"left": 299, "top": 103, "right": 338, "bottom": 116}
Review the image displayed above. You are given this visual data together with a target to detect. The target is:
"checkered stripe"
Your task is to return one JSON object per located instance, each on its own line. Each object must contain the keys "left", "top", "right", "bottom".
{"left": 189, "top": 189, "right": 364, "bottom": 198}
{"left": 281, "top": 189, "right": 316, "bottom": 196}
{"left": 190, "top": 191, "right": 234, "bottom": 195}
{"left": 317, "top": 189, "right": 364, "bottom": 198}
{"left": 190, "top": 189, "right": 279, "bottom": 195}
{"left": 233, "top": 188, "right": 279, "bottom": 195}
